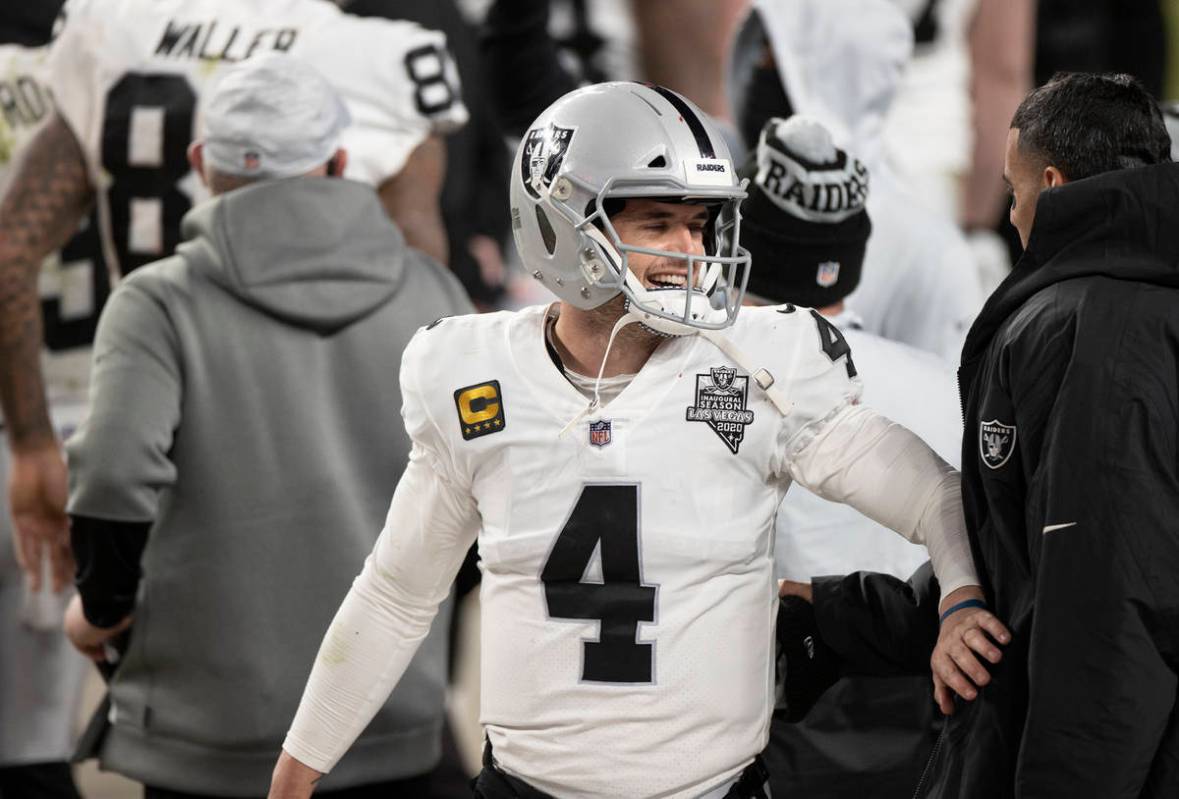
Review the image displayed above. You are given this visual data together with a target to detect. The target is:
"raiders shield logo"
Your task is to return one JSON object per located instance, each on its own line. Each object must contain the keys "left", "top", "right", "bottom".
{"left": 686, "top": 366, "right": 755, "bottom": 454}
{"left": 979, "top": 419, "right": 1016, "bottom": 469}
{"left": 521, "top": 124, "right": 576, "bottom": 199}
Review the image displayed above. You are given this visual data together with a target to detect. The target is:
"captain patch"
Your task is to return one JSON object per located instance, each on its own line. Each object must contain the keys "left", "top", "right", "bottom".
{"left": 455, "top": 380, "right": 505, "bottom": 441}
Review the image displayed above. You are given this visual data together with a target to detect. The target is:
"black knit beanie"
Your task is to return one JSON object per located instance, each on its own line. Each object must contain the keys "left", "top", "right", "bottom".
{"left": 739, "top": 116, "right": 871, "bottom": 308}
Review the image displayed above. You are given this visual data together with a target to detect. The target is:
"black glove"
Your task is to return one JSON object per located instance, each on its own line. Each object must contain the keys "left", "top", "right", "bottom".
{"left": 774, "top": 595, "right": 841, "bottom": 722}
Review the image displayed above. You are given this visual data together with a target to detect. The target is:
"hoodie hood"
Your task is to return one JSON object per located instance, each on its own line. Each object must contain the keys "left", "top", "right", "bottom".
{"left": 962, "top": 162, "right": 1179, "bottom": 360}
{"left": 177, "top": 177, "right": 405, "bottom": 334}
{"left": 734, "top": 0, "right": 913, "bottom": 172}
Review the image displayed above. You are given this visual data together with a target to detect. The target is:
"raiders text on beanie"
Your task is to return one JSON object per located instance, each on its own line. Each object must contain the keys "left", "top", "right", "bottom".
{"left": 739, "top": 116, "right": 871, "bottom": 308}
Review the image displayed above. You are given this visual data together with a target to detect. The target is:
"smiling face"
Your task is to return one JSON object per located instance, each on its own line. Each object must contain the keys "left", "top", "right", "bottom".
{"left": 608, "top": 198, "right": 711, "bottom": 289}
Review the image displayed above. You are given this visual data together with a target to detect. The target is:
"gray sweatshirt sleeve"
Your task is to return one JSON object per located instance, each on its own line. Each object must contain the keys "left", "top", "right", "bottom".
{"left": 67, "top": 277, "right": 182, "bottom": 521}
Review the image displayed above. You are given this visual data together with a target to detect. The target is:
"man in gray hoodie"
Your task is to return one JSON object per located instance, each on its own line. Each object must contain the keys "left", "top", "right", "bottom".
{"left": 61, "top": 53, "right": 472, "bottom": 798}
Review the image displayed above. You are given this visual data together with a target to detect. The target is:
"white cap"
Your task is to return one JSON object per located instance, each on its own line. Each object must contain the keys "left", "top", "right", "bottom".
{"left": 201, "top": 52, "right": 352, "bottom": 179}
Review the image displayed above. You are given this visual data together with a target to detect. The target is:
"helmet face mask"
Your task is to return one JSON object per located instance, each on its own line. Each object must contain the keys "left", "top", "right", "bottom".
{"left": 510, "top": 83, "right": 751, "bottom": 336}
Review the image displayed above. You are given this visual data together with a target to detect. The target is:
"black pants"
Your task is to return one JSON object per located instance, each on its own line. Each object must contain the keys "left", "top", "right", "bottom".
{"left": 0, "top": 761, "right": 81, "bottom": 799}
{"left": 472, "top": 743, "right": 771, "bottom": 799}
{"left": 145, "top": 772, "right": 433, "bottom": 799}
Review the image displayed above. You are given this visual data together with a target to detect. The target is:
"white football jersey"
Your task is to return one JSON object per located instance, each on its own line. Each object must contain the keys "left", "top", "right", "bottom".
{"left": 775, "top": 311, "right": 962, "bottom": 582}
{"left": 403, "top": 303, "right": 861, "bottom": 798}
{"left": 0, "top": 44, "right": 51, "bottom": 185}
{"left": 0, "top": 42, "right": 101, "bottom": 416}
{"left": 883, "top": 0, "right": 979, "bottom": 215}
{"left": 48, "top": 0, "right": 467, "bottom": 278}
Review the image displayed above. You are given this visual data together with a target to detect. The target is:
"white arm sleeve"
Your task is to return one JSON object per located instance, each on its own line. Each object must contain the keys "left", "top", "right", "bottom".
{"left": 281, "top": 443, "right": 480, "bottom": 773}
{"left": 786, "top": 404, "right": 979, "bottom": 598}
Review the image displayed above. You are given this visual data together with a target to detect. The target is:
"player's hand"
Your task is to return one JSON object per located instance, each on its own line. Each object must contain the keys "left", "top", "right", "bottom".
{"left": 931, "top": 586, "right": 1010, "bottom": 715}
{"left": 63, "top": 594, "right": 132, "bottom": 662}
{"left": 778, "top": 579, "right": 813, "bottom": 603}
{"left": 8, "top": 441, "right": 72, "bottom": 592}
{"left": 268, "top": 750, "right": 325, "bottom": 798}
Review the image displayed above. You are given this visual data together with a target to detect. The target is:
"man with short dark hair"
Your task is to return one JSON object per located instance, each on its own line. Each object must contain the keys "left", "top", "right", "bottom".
{"left": 918, "top": 71, "right": 1179, "bottom": 798}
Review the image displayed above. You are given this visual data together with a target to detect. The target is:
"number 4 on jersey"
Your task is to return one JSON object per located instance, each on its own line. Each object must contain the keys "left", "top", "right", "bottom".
{"left": 541, "top": 484, "right": 657, "bottom": 684}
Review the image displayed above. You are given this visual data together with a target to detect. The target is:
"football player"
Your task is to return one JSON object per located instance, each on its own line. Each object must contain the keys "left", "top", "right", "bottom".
{"left": 0, "top": 0, "right": 467, "bottom": 592}
{"left": 269, "top": 82, "right": 1008, "bottom": 798}
{"left": 0, "top": 23, "right": 90, "bottom": 799}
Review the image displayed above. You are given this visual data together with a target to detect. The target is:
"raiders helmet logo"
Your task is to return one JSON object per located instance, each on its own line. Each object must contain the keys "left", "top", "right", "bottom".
{"left": 979, "top": 419, "right": 1016, "bottom": 469}
{"left": 521, "top": 124, "right": 576, "bottom": 199}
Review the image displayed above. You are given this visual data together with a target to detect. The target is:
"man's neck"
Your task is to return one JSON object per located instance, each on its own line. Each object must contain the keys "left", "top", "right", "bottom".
{"left": 818, "top": 300, "right": 844, "bottom": 318}
{"left": 550, "top": 300, "right": 662, "bottom": 377}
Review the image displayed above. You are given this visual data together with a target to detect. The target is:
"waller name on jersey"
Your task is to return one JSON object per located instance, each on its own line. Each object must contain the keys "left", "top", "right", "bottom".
{"left": 154, "top": 20, "right": 298, "bottom": 63}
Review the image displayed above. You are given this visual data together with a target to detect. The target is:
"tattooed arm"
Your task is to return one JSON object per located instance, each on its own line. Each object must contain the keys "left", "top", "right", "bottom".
{"left": 0, "top": 111, "right": 95, "bottom": 591}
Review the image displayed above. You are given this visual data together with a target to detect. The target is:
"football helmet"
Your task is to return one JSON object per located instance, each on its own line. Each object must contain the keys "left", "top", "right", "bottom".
{"left": 510, "top": 82, "right": 751, "bottom": 335}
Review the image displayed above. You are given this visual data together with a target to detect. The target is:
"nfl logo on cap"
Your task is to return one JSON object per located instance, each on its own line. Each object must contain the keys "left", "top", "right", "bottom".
{"left": 589, "top": 419, "right": 612, "bottom": 447}
{"left": 816, "top": 260, "right": 840, "bottom": 287}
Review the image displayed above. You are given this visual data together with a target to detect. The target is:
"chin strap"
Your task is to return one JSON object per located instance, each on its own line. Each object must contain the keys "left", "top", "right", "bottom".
{"left": 700, "top": 329, "right": 794, "bottom": 416}
{"left": 558, "top": 312, "right": 642, "bottom": 438}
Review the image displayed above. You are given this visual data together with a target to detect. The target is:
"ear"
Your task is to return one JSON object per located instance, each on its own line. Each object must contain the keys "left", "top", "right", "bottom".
{"left": 1043, "top": 164, "right": 1068, "bottom": 189}
{"left": 188, "top": 141, "right": 209, "bottom": 189}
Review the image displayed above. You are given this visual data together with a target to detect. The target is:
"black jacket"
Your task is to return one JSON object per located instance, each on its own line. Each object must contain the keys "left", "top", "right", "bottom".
{"left": 920, "top": 163, "right": 1179, "bottom": 798}
{"left": 765, "top": 565, "right": 943, "bottom": 799}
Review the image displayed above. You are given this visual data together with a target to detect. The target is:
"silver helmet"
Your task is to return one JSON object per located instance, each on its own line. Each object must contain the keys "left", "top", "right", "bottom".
{"left": 509, "top": 82, "right": 751, "bottom": 336}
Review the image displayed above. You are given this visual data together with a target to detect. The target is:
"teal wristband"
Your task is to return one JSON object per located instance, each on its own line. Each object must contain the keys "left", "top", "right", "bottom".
{"left": 939, "top": 598, "right": 986, "bottom": 625}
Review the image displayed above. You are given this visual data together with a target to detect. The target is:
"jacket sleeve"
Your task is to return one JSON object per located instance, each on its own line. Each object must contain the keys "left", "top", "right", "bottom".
{"left": 1010, "top": 314, "right": 1179, "bottom": 796}
{"left": 812, "top": 561, "right": 940, "bottom": 676}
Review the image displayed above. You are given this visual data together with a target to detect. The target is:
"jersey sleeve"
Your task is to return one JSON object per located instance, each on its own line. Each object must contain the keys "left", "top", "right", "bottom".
{"left": 45, "top": 0, "right": 106, "bottom": 178}
{"left": 763, "top": 307, "right": 864, "bottom": 474}
{"left": 306, "top": 18, "right": 469, "bottom": 186}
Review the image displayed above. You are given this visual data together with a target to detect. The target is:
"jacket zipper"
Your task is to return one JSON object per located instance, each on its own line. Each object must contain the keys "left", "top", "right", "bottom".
{"left": 911, "top": 721, "right": 948, "bottom": 799}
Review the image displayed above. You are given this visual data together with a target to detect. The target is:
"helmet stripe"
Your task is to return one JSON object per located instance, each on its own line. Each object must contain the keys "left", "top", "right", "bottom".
{"left": 646, "top": 84, "right": 717, "bottom": 160}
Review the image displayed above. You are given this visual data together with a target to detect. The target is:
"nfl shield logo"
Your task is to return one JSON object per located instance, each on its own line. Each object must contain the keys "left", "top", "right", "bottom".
{"left": 816, "top": 261, "right": 841, "bottom": 287}
{"left": 979, "top": 419, "right": 1017, "bottom": 469}
{"left": 589, "top": 419, "right": 612, "bottom": 447}
{"left": 243, "top": 150, "right": 261, "bottom": 171}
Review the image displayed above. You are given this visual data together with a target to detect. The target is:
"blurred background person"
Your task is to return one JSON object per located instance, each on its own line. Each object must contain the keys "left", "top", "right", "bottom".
{"left": 739, "top": 114, "right": 962, "bottom": 797}
{"left": 0, "top": 3, "right": 90, "bottom": 797}
{"left": 62, "top": 53, "right": 472, "bottom": 798}
{"left": 0, "top": 0, "right": 468, "bottom": 608}
{"left": 729, "top": 0, "right": 984, "bottom": 362}
{"left": 339, "top": 0, "right": 513, "bottom": 310}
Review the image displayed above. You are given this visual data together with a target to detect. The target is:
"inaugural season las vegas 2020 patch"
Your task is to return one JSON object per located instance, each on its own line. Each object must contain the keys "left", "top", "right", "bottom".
{"left": 455, "top": 380, "right": 505, "bottom": 441}
{"left": 686, "top": 366, "right": 755, "bottom": 454}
